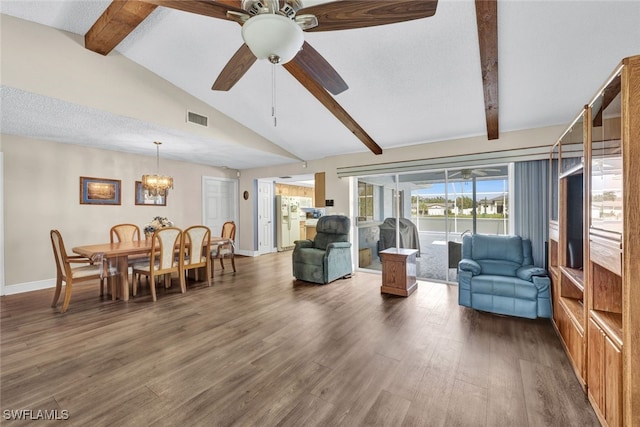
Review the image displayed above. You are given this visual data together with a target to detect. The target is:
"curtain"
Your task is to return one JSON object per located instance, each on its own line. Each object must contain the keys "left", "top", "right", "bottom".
{"left": 514, "top": 160, "right": 549, "bottom": 267}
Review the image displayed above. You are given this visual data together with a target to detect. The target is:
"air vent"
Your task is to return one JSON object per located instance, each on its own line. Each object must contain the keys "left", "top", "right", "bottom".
{"left": 187, "top": 110, "right": 208, "bottom": 127}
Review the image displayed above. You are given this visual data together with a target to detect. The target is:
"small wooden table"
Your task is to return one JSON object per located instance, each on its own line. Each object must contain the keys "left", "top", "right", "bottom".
{"left": 380, "top": 248, "right": 418, "bottom": 297}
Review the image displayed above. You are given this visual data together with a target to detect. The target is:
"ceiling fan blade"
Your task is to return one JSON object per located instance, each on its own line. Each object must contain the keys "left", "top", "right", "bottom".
{"left": 291, "top": 42, "right": 348, "bottom": 95}
{"left": 212, "top": 44, "right": 257, "bottom": 91}
{"left": 299, "top": 0, "right": 438, "bottom": 32}
{"left": 474, "top": 170, "right": 488, "bottom": 176}
{"left": 85, "top": 0, "right": 247, "bottom": 55}
{"left": 212, "top": 0, "right": 244, "bottom": 9}
{"left": 449, "top": 172, "right": 461, "bottom": 178}
{"left": 140, "top": 0, "right": 245, "bottom": 21}
{"left": 283, "top": 60, "right": 382, "bottom": 155}
{"left": 85, "top": 0, "right": 158, "bottom": 55}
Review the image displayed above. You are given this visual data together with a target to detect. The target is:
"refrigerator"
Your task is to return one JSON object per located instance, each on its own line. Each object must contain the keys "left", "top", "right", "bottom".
{"left": 276, "top": 195, "right": 311, "bottom": 251}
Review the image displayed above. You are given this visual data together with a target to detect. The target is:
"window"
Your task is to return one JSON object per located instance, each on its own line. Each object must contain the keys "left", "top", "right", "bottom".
{"left": 358, "top": 181, "right": 374, "bottom": 220}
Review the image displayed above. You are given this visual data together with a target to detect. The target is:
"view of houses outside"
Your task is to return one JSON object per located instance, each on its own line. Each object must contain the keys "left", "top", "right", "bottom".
{"left": 410, "top": 178, "right": 509, "bottom": 236}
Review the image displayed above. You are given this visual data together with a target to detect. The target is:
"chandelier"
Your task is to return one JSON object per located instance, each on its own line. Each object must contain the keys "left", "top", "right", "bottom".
{"left": 142, "top": 141, "right": 173, "bottom": 197}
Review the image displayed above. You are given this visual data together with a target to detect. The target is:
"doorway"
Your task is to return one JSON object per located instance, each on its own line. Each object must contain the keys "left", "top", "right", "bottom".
{"left": 202, "top": 176, "right": 238, "bottom": 242}
{"left": 257, "top": 179, "right": 274, "bottom": 254}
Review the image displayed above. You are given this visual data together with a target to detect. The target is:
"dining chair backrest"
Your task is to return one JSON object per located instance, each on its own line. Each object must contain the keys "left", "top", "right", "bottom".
{"left": 221, "top": 221, "right": 236, "bottom": 241}
{"left": 110, "top": 223, "right": 141, "bottom": 243}
{"left": 183, "top": 225, "right": 211, "bottom": 266}
{"left": 50, "top": 229, "right": 69, "bottom": 278}
{"left": 151, "top": 227, "right": 182, "bottom": 272}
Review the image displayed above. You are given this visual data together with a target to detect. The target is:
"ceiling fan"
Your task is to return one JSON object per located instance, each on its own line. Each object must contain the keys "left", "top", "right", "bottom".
{"left": 84, "top": 0, "right": 439, "bottom": 155}
{"left": 449, "top": 168, "right": 503, "bottom": 180}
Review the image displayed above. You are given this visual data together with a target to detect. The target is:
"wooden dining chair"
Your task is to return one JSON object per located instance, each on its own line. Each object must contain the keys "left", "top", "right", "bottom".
{"left": 210, "top": 221, "right": 236, "bottom": 277}
{"left": 105, "top": 223, "right": 148, "bottom": 295}
{"left": 182, "top": 225, "right": 211, "bottom": 287}
{"left": 50, "top": 229, "right": 113, "bottom": 313}
{"left": 110, "top": 223, "right": 141, "bottom": 243}
{"left": 132, "top": 227, "right": 185, "bottom": 301}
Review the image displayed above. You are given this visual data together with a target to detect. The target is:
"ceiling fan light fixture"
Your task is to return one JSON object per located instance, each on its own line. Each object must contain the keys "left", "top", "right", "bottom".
{"left": 241, "top": 14, "right": 303, "bottom": 64}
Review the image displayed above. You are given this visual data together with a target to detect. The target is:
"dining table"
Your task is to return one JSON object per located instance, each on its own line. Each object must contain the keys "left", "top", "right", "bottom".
{"left": 72, "top": 237, "right": 231, "bottom": 301}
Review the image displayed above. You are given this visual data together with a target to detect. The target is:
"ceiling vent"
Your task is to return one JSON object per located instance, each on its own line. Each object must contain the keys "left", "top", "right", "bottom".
{"left": 187, "top": 110, "right": 208, "bottom": 127}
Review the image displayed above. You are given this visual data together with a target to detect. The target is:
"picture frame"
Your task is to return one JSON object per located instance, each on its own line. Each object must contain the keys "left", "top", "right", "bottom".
{"left": 135, "top": 181, "right": 167, "bottom": 206}
{"left": 80, "top": 176, "right": 121, "bottom": 205}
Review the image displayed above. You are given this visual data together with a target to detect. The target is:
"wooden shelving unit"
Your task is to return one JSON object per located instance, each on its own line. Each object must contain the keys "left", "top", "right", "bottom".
{"left": 549, "top": 55, "right": 640, "bottom": 427}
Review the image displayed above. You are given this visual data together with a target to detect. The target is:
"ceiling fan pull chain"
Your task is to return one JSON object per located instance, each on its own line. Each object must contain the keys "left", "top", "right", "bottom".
{"left": 272, "top": 62, "right": 277, "bottom": 127}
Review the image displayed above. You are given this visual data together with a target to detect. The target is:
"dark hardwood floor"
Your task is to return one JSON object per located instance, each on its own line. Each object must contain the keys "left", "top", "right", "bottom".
{"left": 1, "top": 251, "right": 599, "bottom": 426}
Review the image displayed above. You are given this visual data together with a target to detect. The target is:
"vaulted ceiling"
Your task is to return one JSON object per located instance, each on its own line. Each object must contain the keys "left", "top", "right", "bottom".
{"left": 1, "top": 1, "right": 640, "bottom": 169}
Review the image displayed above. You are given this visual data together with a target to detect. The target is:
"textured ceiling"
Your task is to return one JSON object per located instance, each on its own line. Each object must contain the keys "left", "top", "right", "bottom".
{"left": 2, "top": 0, "right": 640, "bottom": 170}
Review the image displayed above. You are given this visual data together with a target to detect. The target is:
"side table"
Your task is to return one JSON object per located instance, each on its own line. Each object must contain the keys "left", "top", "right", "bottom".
{"left": 380, "top": 248, "right": 418, "bottom": 297}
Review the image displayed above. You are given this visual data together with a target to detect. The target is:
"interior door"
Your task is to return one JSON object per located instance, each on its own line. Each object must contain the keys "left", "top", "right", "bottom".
{"left": 202, "top": 177, "right": 238, "bottom": 241}
{"left": 258, "top": 180, "right": 274, "bottom": 254}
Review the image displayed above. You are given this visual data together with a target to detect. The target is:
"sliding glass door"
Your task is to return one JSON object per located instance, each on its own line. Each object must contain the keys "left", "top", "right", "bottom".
{"left": 356, "top": 164, "right": 510, "bottom": 283}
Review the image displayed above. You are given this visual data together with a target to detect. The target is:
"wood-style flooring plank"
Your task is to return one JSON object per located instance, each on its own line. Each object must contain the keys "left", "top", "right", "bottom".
{"left": 486, "top": 318, "right": 529, "bottom": 427}
{"left": 0, "top": 252, "right": 600, "bottom": 426}
{"left": 520, "top": 358, "right": 600, "bottom": 426}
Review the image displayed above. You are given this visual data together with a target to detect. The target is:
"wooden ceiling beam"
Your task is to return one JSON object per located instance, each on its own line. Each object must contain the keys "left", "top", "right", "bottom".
{"left": 85, "top": 1, "right": 157, "bottom": 55}
{"left": 284, "top": 60, "right": 383, "bottom": 155}
{"left": 475, "top": 0, "right": 499, "bottom": 140}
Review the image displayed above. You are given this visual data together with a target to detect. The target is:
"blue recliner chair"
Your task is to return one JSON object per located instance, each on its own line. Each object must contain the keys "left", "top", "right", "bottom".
{"left": 292, "top": 215, "right": 353, "bottom": 284}
{"left": 458, "top": 234, "right": 552, "bottom": 319}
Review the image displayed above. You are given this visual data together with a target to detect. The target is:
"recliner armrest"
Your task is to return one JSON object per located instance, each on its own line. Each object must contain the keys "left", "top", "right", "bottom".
{"left": 516, "top": 265, "right": 548, "bottom": 282}
{"left": 293, "top": 240, "right": 313, "bottom": 249}
{"left": 326, "top": 242, "right": 352, "bottom": 251}
{"left": 458, "top": 258, "right": 481, "bottom": 275}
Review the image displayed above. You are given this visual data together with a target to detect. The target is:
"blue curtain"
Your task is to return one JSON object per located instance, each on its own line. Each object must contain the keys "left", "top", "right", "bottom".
{"left": 514, "top": 160, "right": 549, "bottom": 267}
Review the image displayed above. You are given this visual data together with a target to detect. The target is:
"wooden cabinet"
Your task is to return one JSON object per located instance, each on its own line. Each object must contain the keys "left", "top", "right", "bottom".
{"left": 299, "top": 221, "right": 306, "bottom": 240}
{"left": 379, "top": 248, "right": 418, "bottom": 297}
{"left": 305, "top": 225, "right": 317, "bottom": 240}
{"left": 314, "top": 172, "right": 326, "bottom": 207}
{"left": 548, "top": 105, "right": 588, "bottom": 386}
{"left": 589, "top": 316, "right": 623, "bottom": 427}
{"left": 550, "top": 55, "right": 640, "bottom": 427}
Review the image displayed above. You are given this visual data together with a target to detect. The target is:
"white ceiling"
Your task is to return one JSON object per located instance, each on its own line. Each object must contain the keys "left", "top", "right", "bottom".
{"left": 1, "top": 0, "right": 640, "bottom": 170}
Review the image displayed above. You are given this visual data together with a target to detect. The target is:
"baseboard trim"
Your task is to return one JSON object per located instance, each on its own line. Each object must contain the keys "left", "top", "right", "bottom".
{"left": 237, "top": 249, "right": 260, "bottom": 257}
{"left": 2, "top": 278, "right": 56, "bottom": 296}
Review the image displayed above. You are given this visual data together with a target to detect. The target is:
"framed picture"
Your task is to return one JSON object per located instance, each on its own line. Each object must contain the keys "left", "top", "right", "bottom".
{"left": 80, "top": 177, "right": 121, "bottom": 205}
{"left": 135, "top": 181, "right": 167, "bottom": 206}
